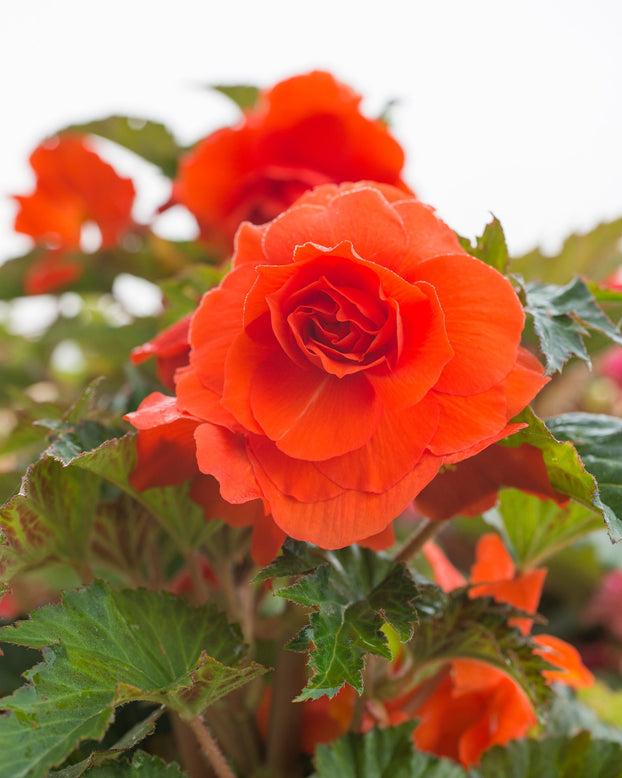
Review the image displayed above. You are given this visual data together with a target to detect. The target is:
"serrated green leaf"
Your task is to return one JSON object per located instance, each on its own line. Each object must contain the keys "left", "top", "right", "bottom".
{"left": 79, "top": 751, "right": 186, "bottom": 778}
{"left": 459, "top": 217, "right": 510, "bottom": 273}
{"left": 0, "top": 581, "right": 265, "bottom": 778}
{"left": 472, "top": 731, "right": 622, "bottom": 778}
{"left": 211, "top": 84, "right": 260, "bottom": 111}
{"left": 546, "top": 413, "right": 622, "bottom": 542}
{"left": 484, "top": 490, "right": 603, "bottom": 569}
{"left": 274, "top": 544, "right": 419, "bottom": 698}
{"left": 50, "top": 707, "right": 164, "bottom": 777}
{"left": 0, "top": 456, "right": 100, "bottom": 584}
{"left": 519, "top": 277, "right": 622, "bottom": 373}
{"left": 500, "top": 408, "right": 599, "bottom": 512}
{"left": 69, "top": 434, "right": 214, "bottom": 553}
{"left": 313, "top": 722, "right": 465, "bottom": 778}
{"left": 510, "top": 217, "right": 622, "bottom": 285}
{"left": 546, "top": 684, "right": 622, "bottom": 744}
{"left": 410, "top": 586, "right": 552, "bottom": 713}
{"left": 60, "top": 116, "right": 185, "bottom": 178}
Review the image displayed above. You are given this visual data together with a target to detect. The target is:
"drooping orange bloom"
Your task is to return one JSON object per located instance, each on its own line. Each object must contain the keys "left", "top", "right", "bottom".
{"left": 414, "top": 442, "right": 570, "bottom": 521}
{"left": 174, "top": 71, "right": 411, "bottom": 253}
{"left": 13, "top": 135, "right": 135, "bottom": 293}
{"left": 128, "top": 182, "right": 546, "bottom": 550}
{"left": 408, "top": 534, "right": 594, "bottom": 766}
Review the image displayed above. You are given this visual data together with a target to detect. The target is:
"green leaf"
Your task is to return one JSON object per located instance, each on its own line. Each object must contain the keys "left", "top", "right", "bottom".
{"left": 518, "top": 276, "right": 622, "bottom": 373}
{"left": 274, "top": 543, "right": 420, "bottom": 698}
{"left": 76, "top": 751, "right": 186, "bottom": 778}
{"left": 50, "top": 708, "right": 165, "bottom": 777}
{"left": 472, "top": 731, "right": 622, "bottom": 778}
{"left": 510, "top": 217, "right": 622, "bottom": 285}
{"left": 546, "top": 685, "right": 622, "bottom": 744}
{"left": 313, "top": 722, "right": 466, "bottom": 778}
{"left": 410, "top": 586, "right": 552, "bottom": 713}
{"left": 501, "top": 408, "right": 598, "bottom": 504}
{"left": 546, "top": 413, "right": 622, "bottom": 542}
{"left": 484, "top": 490, "right": 604, "bottom": 569}
{"left": 0, "top": 581, "right": 265, "bottom": 778}
{"left": 459, "top": 217, "right": 510, "bottom": 274}
{"left": 0, "top": 456, "right": 100, "bottom": 584}
{"left": 71, "top": 434, "right": 214, "bottom": 553}
{"left": 60, "top": 116, "right": 185, "bottom": 178}
{"left": 211, "top": 84, "right": 260, "bottom": 111}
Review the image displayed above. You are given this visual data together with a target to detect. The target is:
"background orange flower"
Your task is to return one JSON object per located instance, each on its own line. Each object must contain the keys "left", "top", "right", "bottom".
{"left": 174, "top": 71, "right": 411, "bottom": 253}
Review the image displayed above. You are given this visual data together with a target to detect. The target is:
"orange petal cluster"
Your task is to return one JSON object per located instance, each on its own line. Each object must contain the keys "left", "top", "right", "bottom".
{"left": 13, "top": 135, "right": 135, "bottom": 293}
{"left": 174, "top": 71, "right": 411, "bottom": 253}
{"left": 127, "top": 182, "right": 547, "bottom": 551}
{"left": 410, "top": 534, "right": 594, "bottom": 765}
{"left": 414, "top": 442, "right": 570, "bottom": 521}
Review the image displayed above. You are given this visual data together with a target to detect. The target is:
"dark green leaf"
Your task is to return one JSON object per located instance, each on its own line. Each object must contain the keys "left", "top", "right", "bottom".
{"left": 510, "top": 217, "right": 622, "bottom": 285}
{"left": 60, "top": 116, "right": 185, "bottom": 178}
{"left": 410, "top": 586, "right": 552, "bottom": 713}
{"left": 274, "top": 544, "right": 420, "bottom": 698}
{"left": 484, "top": 490, "right": 603, "bottom": 569}
{"left": 77, "top": 751, "right": 185, "bottom": 778}
{"left": 0, "top": 581, "right": 265, "bottom": 778}
{"left": 518, "top": 277, "right": 622, "bottom": 373}
{"left": 459, "top": 217, "right": 510, "bottom": 273}
{"left": 0, "top": 456, "right": 100, "bottom": 584}
{"left": 546, "top": 413, "right": 622, "bottom": 542}
{"left": 313, "top": 722, "right": 465, "bottom": 778}
{"left": 472, "top": 731, "right": 622, "bottom": 778}
{"left": 211, "top": 84, "right": 260, "bottom": 111}
{"left": 50, "top": 708, "right": 165, "bottom": 777}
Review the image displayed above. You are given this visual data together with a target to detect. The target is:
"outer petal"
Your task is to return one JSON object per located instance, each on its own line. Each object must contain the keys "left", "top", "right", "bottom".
{"left": 414, "top": 442, "right": 569, "bottom": 521}
{"left": 422, "top": 541, "right": 467, "bottom": 591}
{"left": 175, "top": 366, "right": 241, "bottom": 431}
{"left": 189, "top": 263, "right": 258, "bottom": 393}
{"left": 124, "top": 393, "right": 201, "bottom": 491}
{"left": 251, "top": 512, "right": 288, "bottom": 566}
{"left": 249, "top": 450, "right": 444, "bottom": 549}
{"left": 427, "top": 384, "right": 508, "bottom": 456}
{"left": 533, "top": 634, "right": 594, "bottom": 688}
{"left": 414, "top": 254, "right": 525, "bottom": 395}
{"left": 194, "top": 423, "right": 264, "bottom": 504}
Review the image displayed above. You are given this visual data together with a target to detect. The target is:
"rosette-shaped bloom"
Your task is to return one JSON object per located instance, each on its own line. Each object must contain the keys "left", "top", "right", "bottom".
{"left": 174, "top": 71, "right": 411, "bottom": 252}
{"left": 13, "top": 135, "right": 135, "bottom": 293}
{"left": 155, "top": 182, "right": 547, "bottom": 549}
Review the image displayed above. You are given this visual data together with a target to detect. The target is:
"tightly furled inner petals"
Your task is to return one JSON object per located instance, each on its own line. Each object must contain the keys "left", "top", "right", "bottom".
{"left": 266, "top": 253, "right": 401, "bottom": 377}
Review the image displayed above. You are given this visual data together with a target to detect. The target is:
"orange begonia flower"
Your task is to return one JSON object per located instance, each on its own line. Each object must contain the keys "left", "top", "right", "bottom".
{"left": 127, "top": 182, "right": 546, "bottom": 550}
{"left": 13, "top": 135, "right": 135, "bottom": 293}
{"left": 410, "top": 534, "right": 594, "bottom": 766}
{"left": 174, "top": 71, "right": 411, "bottom": 253}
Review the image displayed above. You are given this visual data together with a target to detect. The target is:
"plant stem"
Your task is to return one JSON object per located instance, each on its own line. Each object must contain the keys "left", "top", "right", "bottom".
{"left": 266, "top": 646, "right": 306, "bottom": 778}
{"left": 394, "top": 519, "right": 442, "bottom": 564}
{"left": 189, "top": 715, "right": 237, "bottom": 778}
{"left": 170, "top": 713, "right": 213, "bottom": 778}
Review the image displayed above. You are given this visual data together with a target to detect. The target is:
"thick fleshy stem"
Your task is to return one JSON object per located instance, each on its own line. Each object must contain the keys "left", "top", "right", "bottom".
{"left": 394, "top": 518, "right": 442, "bottom": 565}
{"left": 188, "top": 715, "right": 237, "bottom": 778}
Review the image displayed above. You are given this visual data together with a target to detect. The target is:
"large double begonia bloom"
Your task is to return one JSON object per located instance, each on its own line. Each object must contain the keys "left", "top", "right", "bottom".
{"left": 148, "top": 181, "right": 548, "bottom": 550}
{"left": 174, "top": 71, "right": 411, "bottom": 253}
{"left": 13, "top": 134, "right": 135, "bottom": 293}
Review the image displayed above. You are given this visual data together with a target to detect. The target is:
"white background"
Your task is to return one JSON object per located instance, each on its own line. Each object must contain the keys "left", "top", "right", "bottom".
{"left": 2, "top": 0, "right": 621, "bottom": 264}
